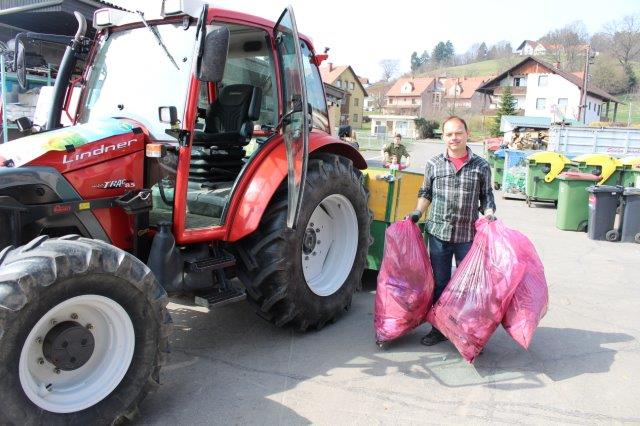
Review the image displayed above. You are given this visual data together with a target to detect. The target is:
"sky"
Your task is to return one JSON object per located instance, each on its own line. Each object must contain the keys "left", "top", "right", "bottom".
{"left": 206, "top": 0, "right": 639, "bottom": 82}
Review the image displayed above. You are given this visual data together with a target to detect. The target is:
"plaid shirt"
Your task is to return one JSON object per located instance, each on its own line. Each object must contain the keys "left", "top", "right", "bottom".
{"left": 418, "top": 147, "right": 496, "bottom": 243}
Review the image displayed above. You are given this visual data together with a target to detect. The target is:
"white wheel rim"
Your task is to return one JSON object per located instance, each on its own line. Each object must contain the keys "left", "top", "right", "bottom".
{"left": 302, "top": 194, "right": 358, "bottom": 296}
{"left": 19, "top": 294, "right": 135, "bottom": 413}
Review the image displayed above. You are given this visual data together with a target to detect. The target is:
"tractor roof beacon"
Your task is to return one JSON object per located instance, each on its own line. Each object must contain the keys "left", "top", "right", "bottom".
{"left": 0, "top": 2, "right": 371, "bottom": 423}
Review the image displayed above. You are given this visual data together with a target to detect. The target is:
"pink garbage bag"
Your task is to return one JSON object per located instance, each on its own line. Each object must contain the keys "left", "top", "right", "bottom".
{"left": 426, "top": 218, "right": 527, "bottom": 362}
{"left": 374, "top": 219, "right": 435, "bottom": 343}
{"left": 502, "top": 234, "right": 549, "bottom": 349}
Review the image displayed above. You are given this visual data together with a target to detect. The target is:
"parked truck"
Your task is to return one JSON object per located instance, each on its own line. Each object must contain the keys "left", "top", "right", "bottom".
{"left": 0, "top": 2, "right": 371, "bottom": 422}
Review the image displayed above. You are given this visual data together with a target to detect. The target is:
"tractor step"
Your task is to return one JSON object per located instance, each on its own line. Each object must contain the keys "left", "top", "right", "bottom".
{"left": 185, "top": 252, "right": 235, "bottom": 273}
{"left": 194, "top": 287, "right": 246, "bottom": 308}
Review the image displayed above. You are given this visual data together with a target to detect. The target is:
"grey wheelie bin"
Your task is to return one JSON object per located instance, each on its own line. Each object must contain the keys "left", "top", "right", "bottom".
{"left": 621, "top": 188, "right": 640, "bottom": 244}
{"left": 586, "top": 185, "right": 623, "bottom": 241}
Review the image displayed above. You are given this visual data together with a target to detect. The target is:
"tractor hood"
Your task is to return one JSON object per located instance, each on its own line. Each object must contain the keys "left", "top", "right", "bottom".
{"left": 0, "top": 118, "right": 145, "bottom": 170}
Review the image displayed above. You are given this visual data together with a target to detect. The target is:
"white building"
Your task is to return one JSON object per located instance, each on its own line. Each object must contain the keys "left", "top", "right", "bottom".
{"left": 477, "top": 56, "right": 621, "bottom": 125}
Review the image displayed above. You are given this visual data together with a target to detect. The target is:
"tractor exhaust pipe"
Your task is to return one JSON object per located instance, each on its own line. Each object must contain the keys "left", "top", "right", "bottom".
{"left": 46, "top": 12, "right": 87, "bottom": 130}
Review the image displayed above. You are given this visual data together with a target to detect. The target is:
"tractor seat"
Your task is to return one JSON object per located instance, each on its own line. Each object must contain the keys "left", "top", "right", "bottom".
{"left": 193, "top": 84, "right": 262, "bottom": 146}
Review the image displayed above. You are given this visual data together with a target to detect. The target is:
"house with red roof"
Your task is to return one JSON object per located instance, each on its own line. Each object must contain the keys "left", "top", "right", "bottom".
{"left": 319, "top": 63, "right": 368, "bottom": 129}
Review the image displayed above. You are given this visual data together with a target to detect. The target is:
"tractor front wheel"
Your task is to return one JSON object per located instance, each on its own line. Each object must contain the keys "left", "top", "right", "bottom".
{"left": 0, "top": 236, "right": 171, "bottom": 424}
{"left": 237, "top": 153, "right": 371, "bottom": 330}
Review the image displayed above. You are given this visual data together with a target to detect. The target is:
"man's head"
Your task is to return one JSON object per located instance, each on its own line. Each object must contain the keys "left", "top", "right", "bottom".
{"left": 442, "top": 116, "right": 469, "bottom": 157}
{"left": 393, "top": 133, "right": 402, "bottom": 146}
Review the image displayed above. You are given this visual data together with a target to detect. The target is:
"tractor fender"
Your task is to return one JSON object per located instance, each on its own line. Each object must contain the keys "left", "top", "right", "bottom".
{"left": 0, "top": 166, "right": 109, "bottom": 245}
{"left": 225, "top": 133, "right": 366, "bottom": 242}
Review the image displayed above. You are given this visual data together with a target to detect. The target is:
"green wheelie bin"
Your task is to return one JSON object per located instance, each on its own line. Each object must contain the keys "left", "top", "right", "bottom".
{"left": 573, "top": 154, "right": 623, "bottom": 186}
{"left": 556, "top": 171, "right": 600, "bottom": 232}
{"left": 492, "top": 149, "right": 505, "bottom": 190}
{"left": 525, "top": 151, "right": 573, "bottom": 207}
{"left": 620, "top": 157, "right": 640, "bottom": 188}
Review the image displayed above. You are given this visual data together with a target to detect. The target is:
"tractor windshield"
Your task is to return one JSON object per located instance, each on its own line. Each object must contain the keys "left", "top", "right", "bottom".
{"left": 77, "top": 22, "right": 197, "bottom": 140}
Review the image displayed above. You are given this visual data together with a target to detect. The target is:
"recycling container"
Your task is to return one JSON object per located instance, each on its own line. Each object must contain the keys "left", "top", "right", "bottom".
{"left": 525, "top": 151, "right": 573, "bottom": 207}
{"left": 362, "top": 167, "right": 427, "bottom": 270}
{"left": 620, "top": 157, "right": 640, "bottom": 187}
{"left": 586, "top": 185, "right": 622, "bottom": 241}
{"left": 502, "top": 149, "right": 536, "bottom": 200}
{"left": 573, "top": 153, "right": 623, "bottom": 185}
{"left": 492, "top": 149, "right": 505, "bottom": 190}
{"left": 621, "top": 187, "right": 640, "bottom": 244}
{"left": 555, "top": 172, "right": 600, "bottom": 232}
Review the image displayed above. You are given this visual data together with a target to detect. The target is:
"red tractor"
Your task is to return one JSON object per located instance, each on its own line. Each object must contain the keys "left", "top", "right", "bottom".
{"left": 0, "top": 2, "right": 370, "bottom": 423}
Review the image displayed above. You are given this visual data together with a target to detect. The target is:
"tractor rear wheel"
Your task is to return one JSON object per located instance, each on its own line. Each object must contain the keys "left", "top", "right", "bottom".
{"left": 0, "top": 235, "right": 171, "bottom": 424}
{"left": 237, "top": 153, "right": 371, "bottom": 330}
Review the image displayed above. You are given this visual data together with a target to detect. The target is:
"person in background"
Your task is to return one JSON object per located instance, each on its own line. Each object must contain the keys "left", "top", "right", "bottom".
{"left": 382, "top": 134, "right": 411, "bottom": 168}
{"left": 409, "top": 116, "right": 496, "bottom": 346}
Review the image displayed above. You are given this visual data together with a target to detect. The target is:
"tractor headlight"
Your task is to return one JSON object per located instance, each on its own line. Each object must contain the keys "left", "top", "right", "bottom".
{"left": 93, "top": 9, "right": 113, "bottom": 29}
{"left": 162, "top": 0, "right": 184, "bottom": 16}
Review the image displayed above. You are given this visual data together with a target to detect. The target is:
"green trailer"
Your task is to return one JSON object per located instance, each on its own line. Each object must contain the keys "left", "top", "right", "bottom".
{"left": 363, "top": 167, "right": 426, "bottom": 270}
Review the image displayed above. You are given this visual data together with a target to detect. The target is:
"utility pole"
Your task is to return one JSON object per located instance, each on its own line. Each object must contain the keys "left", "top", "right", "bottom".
{"left": 578, "top": 44, "right": 596, "bottom": 124}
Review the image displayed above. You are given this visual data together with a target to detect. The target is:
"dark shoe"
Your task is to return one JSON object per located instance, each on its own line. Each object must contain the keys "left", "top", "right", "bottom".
{"left": 420, "top": 328, "right": 448, "bottom": 346}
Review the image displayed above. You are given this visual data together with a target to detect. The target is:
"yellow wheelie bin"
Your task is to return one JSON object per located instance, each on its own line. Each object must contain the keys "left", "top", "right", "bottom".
{"left": 573, "top": 154, "right": 623, "bottom": 186}
{"left": 620, "top": 157, "right": 640, "bottom": 188}
{"left": 525, "top": 151, "right": 573, "bottom": 207}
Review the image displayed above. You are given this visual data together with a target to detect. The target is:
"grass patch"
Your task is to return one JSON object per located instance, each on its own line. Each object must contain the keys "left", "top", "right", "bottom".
{"left": 604, "top": 93, "right": 640, "bottom": 125}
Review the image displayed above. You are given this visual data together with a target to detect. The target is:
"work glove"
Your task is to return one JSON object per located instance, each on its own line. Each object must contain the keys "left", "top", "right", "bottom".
{"left": 484, "top": 213, "right": 497, "bottom": 222}
{"left": 407, "top": 210, "right": 422, "bottom": 223}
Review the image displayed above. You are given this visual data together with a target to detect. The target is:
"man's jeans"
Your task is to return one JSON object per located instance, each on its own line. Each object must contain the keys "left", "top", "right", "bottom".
{"left": 428, "top": 235, "right": 473, "bottom": 303}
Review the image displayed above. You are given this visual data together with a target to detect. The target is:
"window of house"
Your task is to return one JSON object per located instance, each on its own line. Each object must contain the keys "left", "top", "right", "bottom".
{"left": 538, "top": 75, "right": 548, "bottom": 86}
{"left": 412, "top": 98, "right": 416, "bottom": 104}
{"left": 350, "top": 82, "right": 355, "bottom": 90}
{"left": 335, "top": 80, "right": 341, "bottom": 88}
{"left": 514, "top": 76, "right": 527, "bottom": 87}
{"left": 353, "top": 97, "right": 359, "bottom": 106}
{"left": 588, "top": 101, "right": 592, "bottom": 111}
{"left": 558, "top": 98, "right": 568, "bottom": 112}
{"left": 301, "top": 41, "right": 330, "bottom": 132}
{"left": 597, "top": 104, "right": 601, "bottom": 115}
{"left": 388, "top": 98, "right": 394, "bottom": 104}
{"left": 353, "top": 113, "right": 358, "bottom": 123}
{"left": 536, "top": 98, "right": 546, "bottom": 110}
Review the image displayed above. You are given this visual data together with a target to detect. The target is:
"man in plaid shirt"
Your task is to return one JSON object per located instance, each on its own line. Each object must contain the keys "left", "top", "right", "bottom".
{"left": 409, "top": 116, "right": 496, "bottom": 346}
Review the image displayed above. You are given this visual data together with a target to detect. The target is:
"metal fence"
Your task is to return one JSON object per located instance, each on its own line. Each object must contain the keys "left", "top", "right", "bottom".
{"left": 354, "top": 130, "right": 417, "bottom": 151}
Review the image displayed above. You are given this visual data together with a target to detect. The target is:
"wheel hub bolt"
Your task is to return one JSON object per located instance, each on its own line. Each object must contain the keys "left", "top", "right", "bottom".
{"left": 315, "top": 228, "right": 320, "bottom": 233}
{"left": 50, "top": 319, "right": 57, "bottom": 326}
{"left": 54, "top": 368, "right": 61, "bottom": 374}
{"left": 310, "top": 222, "right": 314, "bottom": 227}
{"left": 70, "top": 313, "right": 78, "bottom": 320}
{"left": 86, "top": 323, "right": 93, "bottom": 330}
{"left": 36, "top": 337, "right": 42, "bottom": 344}
{"left": 37, "top": 358, "right": 44, "bottom": 365}
{"left": 305, "top": 256, "right": 309, "bottom": 260}
{"left": 317, "top": 240, "right": 321, "bottom": 244}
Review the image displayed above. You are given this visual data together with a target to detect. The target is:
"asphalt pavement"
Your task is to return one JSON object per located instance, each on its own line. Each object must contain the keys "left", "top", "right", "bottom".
{"left": 136, "top": 140, "right": 640, "bottom": 424}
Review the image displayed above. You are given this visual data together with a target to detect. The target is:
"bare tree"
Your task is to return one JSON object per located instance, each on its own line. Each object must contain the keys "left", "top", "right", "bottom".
{"left": 540, "top": 21, "right": 589, "bottom": 70}
{"left": 379, "top": 59, "right": 399, "bottom": 82}
{"left": 603, "top": 14, "right": 640, "bottom": 67}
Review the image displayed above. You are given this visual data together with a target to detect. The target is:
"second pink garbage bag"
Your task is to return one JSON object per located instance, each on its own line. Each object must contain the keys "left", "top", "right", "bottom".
{"left": 501, "top": 233, "right": 549, "bottom": 349}
{"left": 374, "top": 219, "right": 435, "bottom": 343}
{"left": 426, "top": 218, "right": 527, "bottom": 362}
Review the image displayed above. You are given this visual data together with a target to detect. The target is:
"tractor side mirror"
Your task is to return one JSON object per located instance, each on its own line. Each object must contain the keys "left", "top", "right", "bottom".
{"left": 197, "top": 27, "right": 229, "bottom": 83}
{"left": 158, "top": 106, "right": 178, "bottom": 127}
{"left": 15, "top": 116, "right": 33, "bottom": 133}
{"left": 11, "top": 37, "right": 27, "bottom": 90}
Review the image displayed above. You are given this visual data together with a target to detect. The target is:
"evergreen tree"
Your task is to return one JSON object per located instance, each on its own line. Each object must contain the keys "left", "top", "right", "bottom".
{"left": 410, "top": 51, "right": 420, "bottom": 72}
{"left": 420, "top": 50, "right": 430, "bottom": 63}
{"left": 476, "top": 42, "right": 488, "bottom": 60}
{"left": 489, "top": 87, "right": 517, "bottom": 137}
{"left": 624, "top": 64, "right": 637, "bottom": 90}
{"left": 444, "top": 40, "right": 455, "bottom": 61}
{"left": 432, "top": 41, "right": 447, "bottom": 64}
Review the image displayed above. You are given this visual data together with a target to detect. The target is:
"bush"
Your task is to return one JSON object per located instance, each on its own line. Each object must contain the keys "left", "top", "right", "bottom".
{"left": 414, "top": 118, "right": 440, "bottom": 139}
